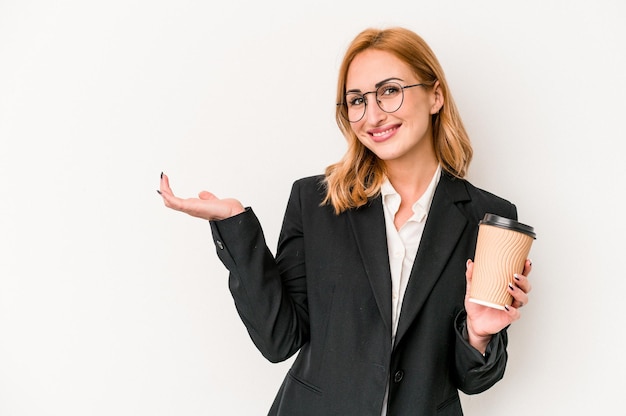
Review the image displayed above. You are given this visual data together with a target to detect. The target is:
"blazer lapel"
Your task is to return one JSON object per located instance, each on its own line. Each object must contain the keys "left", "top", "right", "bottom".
{"left": 347, "top": 197, "right": 393, "bottom": 337}
{"left": 394, "top": 174, "right": 470, "bottom": 347}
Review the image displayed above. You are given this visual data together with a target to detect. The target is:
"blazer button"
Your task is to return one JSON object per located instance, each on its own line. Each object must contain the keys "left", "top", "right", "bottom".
{"left": 216, "top": 240, "right": 224, "bottom": 250}
{"left": 393, "top": 370, "right": 404, "bottom": 383}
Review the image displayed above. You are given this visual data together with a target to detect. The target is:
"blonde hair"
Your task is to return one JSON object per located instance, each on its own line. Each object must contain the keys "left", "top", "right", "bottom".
{"left": 323, "top": 27, "right": 473, "bottom": 214}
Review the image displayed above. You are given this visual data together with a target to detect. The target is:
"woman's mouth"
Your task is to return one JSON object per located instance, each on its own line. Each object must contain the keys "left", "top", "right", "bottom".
{"left": 369, "top": 125, "right": 399, "bottom": 142}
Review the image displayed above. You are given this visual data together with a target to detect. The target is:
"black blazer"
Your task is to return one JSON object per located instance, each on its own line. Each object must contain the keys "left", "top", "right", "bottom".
{"left": 210, "top": 172, "right": 518, "bottom": 416}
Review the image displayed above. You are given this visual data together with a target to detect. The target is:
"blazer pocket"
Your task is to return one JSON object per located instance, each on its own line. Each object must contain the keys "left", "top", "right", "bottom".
{"left": 287, "top": 370, "right": 322, "bottom": 396}
{"left": 436, "top": 394, "right": 462, "bottom": 415}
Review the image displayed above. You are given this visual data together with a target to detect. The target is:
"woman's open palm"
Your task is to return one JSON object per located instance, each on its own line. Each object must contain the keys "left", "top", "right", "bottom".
{"left": 158, "top": 173, "right": 244, "bottom": 221}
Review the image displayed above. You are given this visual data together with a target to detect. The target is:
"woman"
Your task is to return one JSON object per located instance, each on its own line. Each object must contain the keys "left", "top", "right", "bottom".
{"left": 158, "top": 26, "right": 532, "bottom": 416}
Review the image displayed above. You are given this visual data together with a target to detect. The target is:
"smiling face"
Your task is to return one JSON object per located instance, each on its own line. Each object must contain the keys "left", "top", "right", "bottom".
{"left": 345, "top": 49, "right": 443, "bottom": 169}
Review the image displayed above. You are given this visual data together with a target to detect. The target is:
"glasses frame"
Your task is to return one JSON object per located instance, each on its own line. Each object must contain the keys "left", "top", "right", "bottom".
{"left": 337, "top": 82, "right": 425, "bottom": 123}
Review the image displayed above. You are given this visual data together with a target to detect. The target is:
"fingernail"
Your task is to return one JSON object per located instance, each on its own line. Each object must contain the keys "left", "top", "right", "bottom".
{"left": 466, "top": 259, "right": 472, "bottom": 267}
{"left": 160, "top": 172, "right": 163, "bottom": 179}
{"left": 504, "top": 305, "right": 510, "bottom": 311}
{"left": 508, "top": 283, "right": 515, "bottom": 291}
{"left": 529, "top": 259, "right": 533, "bottom": 266}
{"left": 514, "top": 274, "right": 520, "bottom": 281}
{"left": 156, "top": 190, "right": 162, "bottom": 195}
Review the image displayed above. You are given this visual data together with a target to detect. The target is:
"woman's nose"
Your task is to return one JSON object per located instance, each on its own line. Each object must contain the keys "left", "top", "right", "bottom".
{"left": 364, "top": 98, "right": 386, "bottom": 123}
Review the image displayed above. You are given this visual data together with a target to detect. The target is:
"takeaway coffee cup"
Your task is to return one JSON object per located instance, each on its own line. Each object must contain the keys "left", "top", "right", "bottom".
{"left": 469, "top": 213, "right": 537, "bottom": 310}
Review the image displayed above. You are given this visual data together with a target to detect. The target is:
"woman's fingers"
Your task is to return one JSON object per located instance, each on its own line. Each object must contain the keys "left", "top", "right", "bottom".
{"left": 522, "top": 258, "right": 533, "bottom": 278}
{"left": 508, "top": 278, "right": 529, "bottom": 308}
{"left": 464, "top": 259, "right": 474, "bottom": 299}
{"left": 158, "top": 172, "right": 199, "bottom": 214}
{"left": 508, "top": 259, "right": 533, "bottom": 308}
{"left": 158, "top": 173, "right": 185, "bottom": 211}
{"left": 503, "top": 303, "right": 521, "bottom": 322}
{"left": 198, "top": 190, "right": 218, "bottom": 201}
{"left": 159, "top": 172, "right": 169, "bottom": 192}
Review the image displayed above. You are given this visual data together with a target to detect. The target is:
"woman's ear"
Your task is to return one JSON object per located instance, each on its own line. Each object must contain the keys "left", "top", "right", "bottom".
{"left": 430, "top": 80, "right": 444, "bottom": 115}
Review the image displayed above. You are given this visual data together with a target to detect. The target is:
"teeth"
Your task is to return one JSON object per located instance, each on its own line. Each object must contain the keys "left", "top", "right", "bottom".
{"left": 372, "top": 128, "right": 395, "bottom": 137}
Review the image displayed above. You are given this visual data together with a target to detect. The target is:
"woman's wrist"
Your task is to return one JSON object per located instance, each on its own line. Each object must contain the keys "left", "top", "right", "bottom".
{"left": 466, "top": 320, "right": 492, "bottom": 355}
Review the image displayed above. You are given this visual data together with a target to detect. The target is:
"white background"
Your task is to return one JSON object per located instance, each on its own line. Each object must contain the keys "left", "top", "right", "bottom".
{"left": 1, "top": 0, "right": 624, "bottom": 414}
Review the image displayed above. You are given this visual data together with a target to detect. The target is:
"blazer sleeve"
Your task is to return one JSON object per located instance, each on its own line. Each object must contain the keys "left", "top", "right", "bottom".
{"left": 452, "top": 199, "right": 518, "bottom": 394}
{"left": 209, "top": 184, "right": 309, "bottom": 363}
{"left": 453, "top": 310, "right": 509, "bottom": 394}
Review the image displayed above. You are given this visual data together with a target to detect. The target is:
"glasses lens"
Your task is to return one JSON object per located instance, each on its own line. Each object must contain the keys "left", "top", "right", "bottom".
{"left": 376, "top": 82, "right": 404, "bottom": 113}
{"left": 344, "top": 93, "right": 366, "bottom": 122}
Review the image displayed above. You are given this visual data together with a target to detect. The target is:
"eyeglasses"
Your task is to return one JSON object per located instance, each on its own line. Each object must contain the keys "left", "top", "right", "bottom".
{"left": 337, "top": 81, "right": 425, "bottom": 123}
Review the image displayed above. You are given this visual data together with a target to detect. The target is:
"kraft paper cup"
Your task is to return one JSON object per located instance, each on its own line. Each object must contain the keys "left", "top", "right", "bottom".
{"left": 469, "top": 213, "right": 536, "bottom": 310}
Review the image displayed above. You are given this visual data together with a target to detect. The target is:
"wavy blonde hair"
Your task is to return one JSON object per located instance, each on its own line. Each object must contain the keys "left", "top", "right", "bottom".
{"left": 323, "top": 27, "right": 473, "bottom": 214}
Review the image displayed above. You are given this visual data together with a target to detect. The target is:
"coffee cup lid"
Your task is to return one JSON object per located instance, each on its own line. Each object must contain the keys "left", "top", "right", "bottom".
{"left": 480, "top": 213, "right": 536, "bottom": 239}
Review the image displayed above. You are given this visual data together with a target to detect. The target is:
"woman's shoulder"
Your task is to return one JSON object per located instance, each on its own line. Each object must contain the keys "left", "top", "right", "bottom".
{"left": 465, "top": 180, "right": 512, "bottom": 206}
{"left": 283, "top": 175, "right": 337, "bottom": 217}
{"left": 291, "top": 174, "right": 327, "bottom": 195}
{"left": 293, "top": 174, "right": 326, "bottom": 185}
{"left": 443, "top": 174, "right": 517, "bottom": 220}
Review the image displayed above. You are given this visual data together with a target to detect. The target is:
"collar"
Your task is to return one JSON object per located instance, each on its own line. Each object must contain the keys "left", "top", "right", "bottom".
{"left": 381, "top": 165, "right": 442, "bottom": 223}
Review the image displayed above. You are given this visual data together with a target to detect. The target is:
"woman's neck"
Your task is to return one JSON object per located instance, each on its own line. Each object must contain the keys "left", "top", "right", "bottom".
{"left": 385, "top": 157, "right": 439, "bottom": 204}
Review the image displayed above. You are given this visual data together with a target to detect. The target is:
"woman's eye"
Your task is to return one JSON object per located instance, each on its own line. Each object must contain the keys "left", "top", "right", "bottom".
{"left": 348, "top": 96, "right": 364, "bottom": 107}
{"left": 380, "top": 85, "right": 400, "bottom": 96}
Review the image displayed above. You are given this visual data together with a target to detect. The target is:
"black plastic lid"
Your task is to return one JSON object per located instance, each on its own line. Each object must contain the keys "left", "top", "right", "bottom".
{"left": 480, "top": 213, "right": 536, "bottom": 239}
